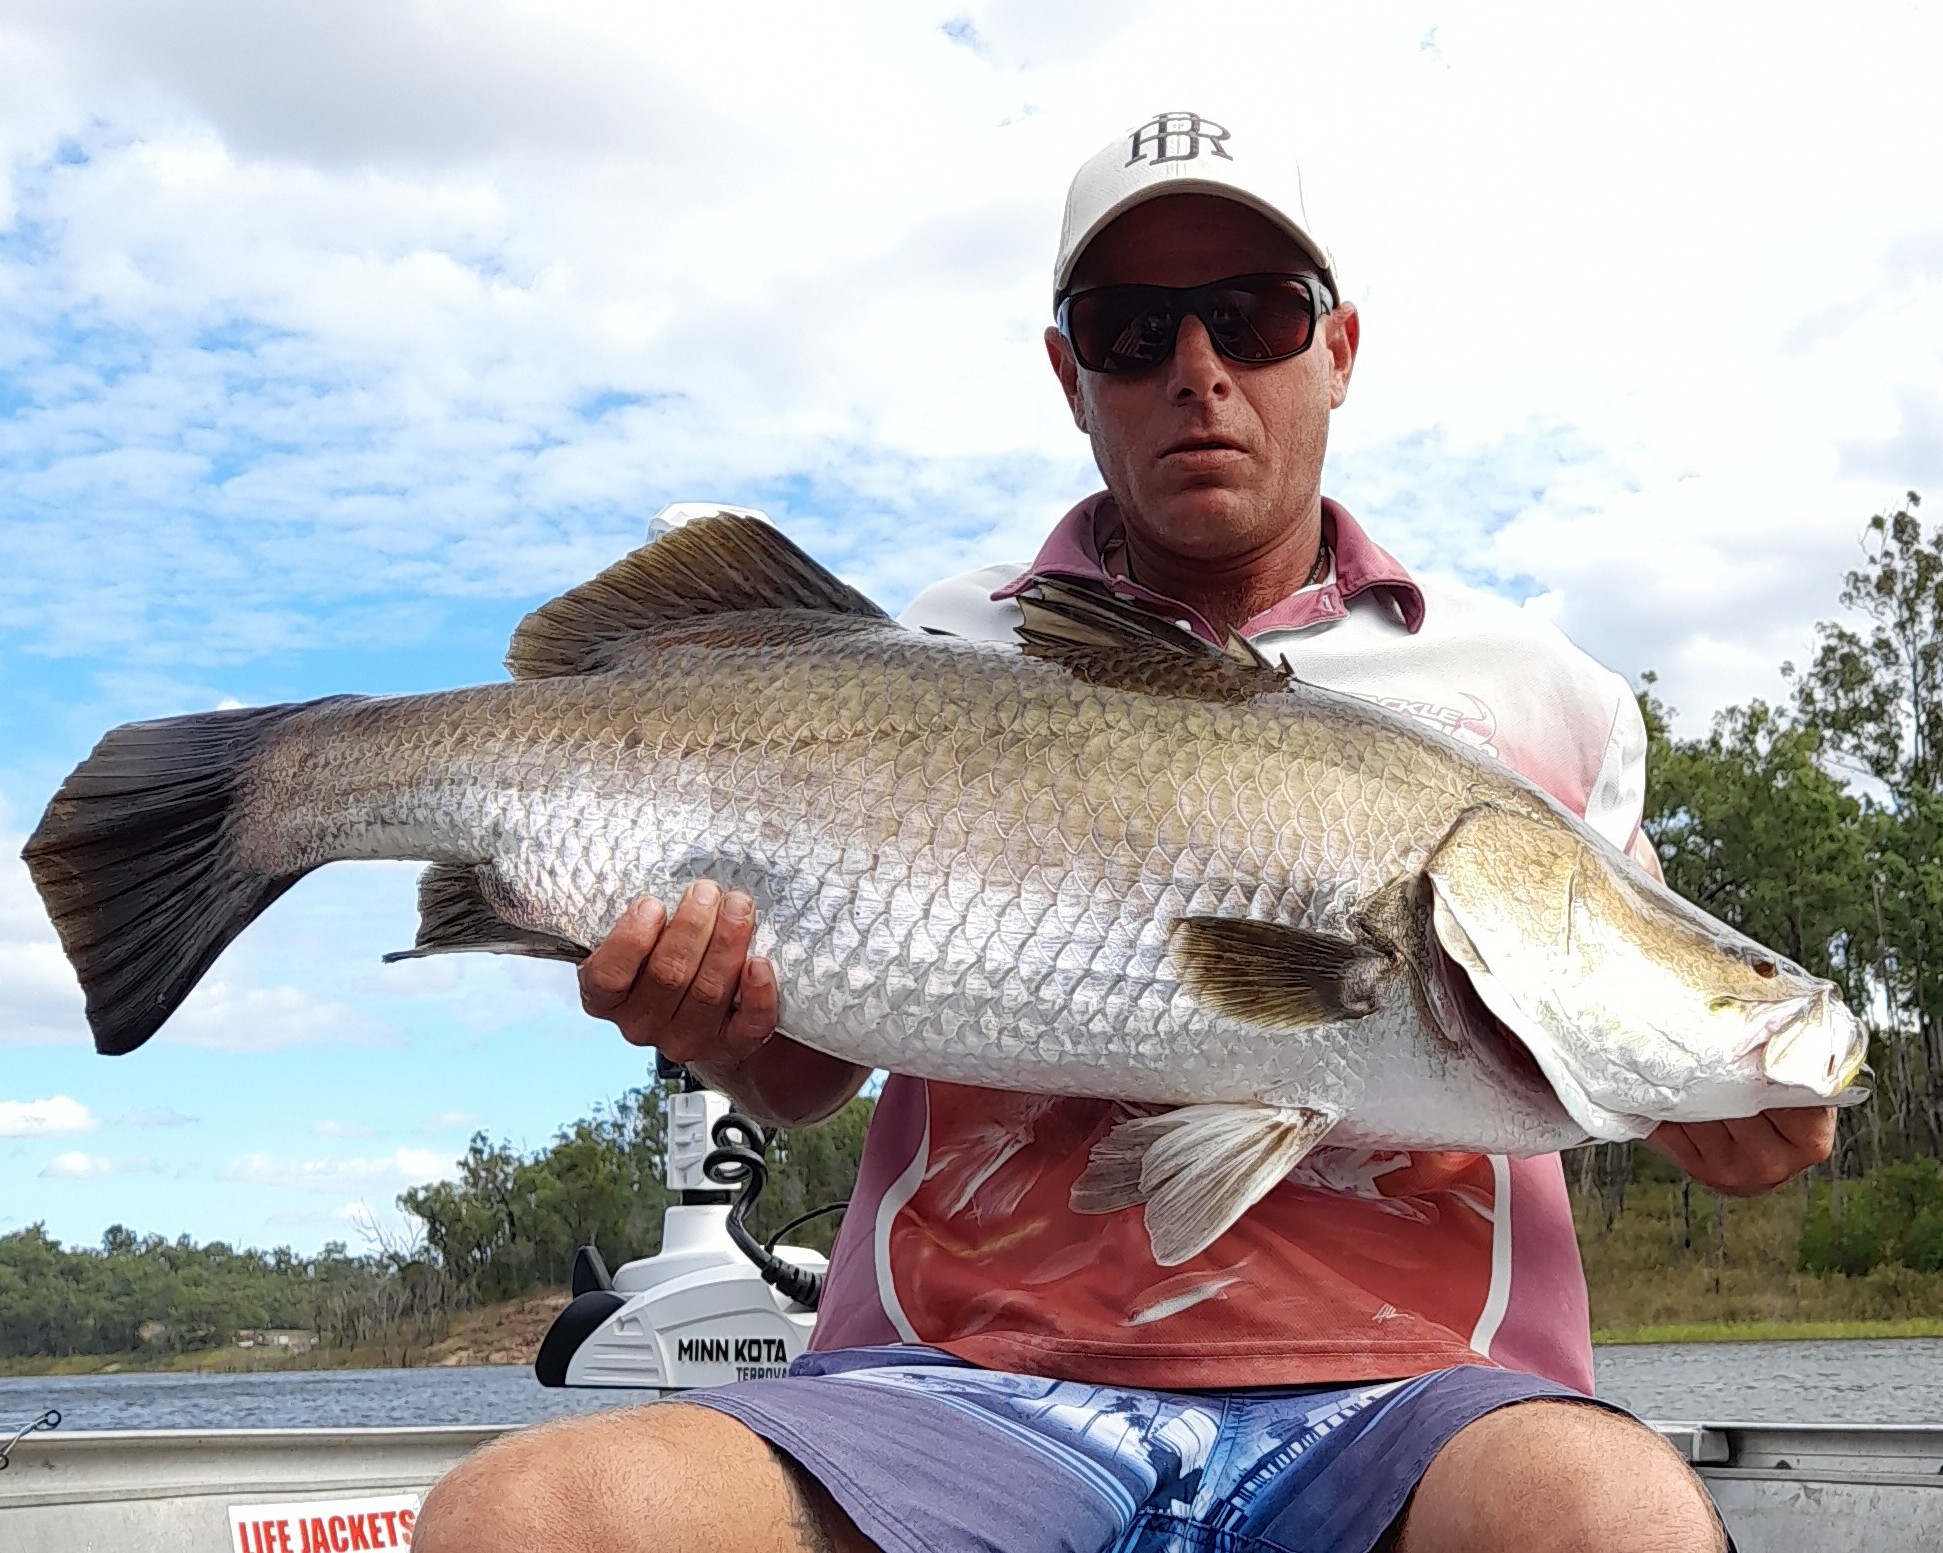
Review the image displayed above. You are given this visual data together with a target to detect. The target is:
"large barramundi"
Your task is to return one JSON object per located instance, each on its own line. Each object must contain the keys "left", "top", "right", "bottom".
{"left": 25, "top": 515, "right": 1864, "bottom": 1263}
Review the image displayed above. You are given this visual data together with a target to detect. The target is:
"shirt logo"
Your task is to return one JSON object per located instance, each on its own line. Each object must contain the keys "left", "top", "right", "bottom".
{"left": 1127, "top": 111, "right": 1232, "bottom": 167}
{"left": 1378, "top": 693, "right": 1500, "bottom": 758}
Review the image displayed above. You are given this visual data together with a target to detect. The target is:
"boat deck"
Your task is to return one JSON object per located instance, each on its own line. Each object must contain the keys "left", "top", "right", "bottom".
{"left": 2, "top": 1422, "right": 1938, "bottom": 1550}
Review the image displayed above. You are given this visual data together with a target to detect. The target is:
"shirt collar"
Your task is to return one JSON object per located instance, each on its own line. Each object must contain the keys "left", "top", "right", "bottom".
{"left": 992, "top": 492, "right": 1425, "bottom": 640}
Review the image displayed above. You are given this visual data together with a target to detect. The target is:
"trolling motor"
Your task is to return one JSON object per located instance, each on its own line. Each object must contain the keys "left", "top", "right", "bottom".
{"left": 535, "top": 1060, "right": 839, "bottom": 1390}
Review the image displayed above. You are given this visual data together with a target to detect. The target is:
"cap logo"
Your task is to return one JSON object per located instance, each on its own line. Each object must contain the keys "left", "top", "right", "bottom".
{"left": 1126, "top": 111, "right": 1232, "bottom": 167}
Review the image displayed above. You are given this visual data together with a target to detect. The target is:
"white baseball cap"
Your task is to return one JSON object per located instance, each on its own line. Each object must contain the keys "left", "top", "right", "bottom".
{"left": 1054, "top": 111, "right": 1336, "bottom": 302}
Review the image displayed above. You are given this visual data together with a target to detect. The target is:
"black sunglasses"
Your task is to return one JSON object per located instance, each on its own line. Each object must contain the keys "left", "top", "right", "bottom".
{"left": 1056, "top": 272, "right": 1335, "bottom": 375}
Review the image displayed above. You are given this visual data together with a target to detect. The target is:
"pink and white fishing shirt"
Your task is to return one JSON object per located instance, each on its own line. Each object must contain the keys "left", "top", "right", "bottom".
{"left": 810, "top": 494, "right": 1647, "bottom": 1394}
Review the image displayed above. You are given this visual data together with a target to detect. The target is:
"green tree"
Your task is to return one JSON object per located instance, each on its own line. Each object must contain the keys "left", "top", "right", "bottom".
{"left": 1639, "top": 685, "right": 1870, "bottom": 992}
{"left": 402, "top": 1084, "right": 876, "bottom": 1302}
{"left": 1789, "top": 493, "right": 1943, "bottom": 1152}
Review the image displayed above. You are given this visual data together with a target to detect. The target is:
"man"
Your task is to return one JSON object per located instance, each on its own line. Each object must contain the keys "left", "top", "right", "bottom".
{"left": 417, "top": 113, "right": 1832, "bottom": 1553}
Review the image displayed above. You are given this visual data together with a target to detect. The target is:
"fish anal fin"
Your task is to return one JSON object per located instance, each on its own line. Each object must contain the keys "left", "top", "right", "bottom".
{"left": 384, "top": 863, "right": 588, "bottom": 964}
{"left": 1015, "top": 577, "right": 1289, "bottom": 702}
{"left": 1070, "top": 1102, "right": 1338, "bottom": 1266}
{"left": 1173, "top": 916, "right": 1390, "bottom": 1026}
{"left": 506, "top": 513, "right": 889, "bottom": 680}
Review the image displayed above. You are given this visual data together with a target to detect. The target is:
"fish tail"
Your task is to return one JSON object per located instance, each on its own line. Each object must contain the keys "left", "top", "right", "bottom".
{"left": 23, "top": 699, "right": 347, "bottom": 1056}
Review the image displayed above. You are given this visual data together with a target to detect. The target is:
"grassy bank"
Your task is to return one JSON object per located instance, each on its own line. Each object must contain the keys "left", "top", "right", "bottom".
{"left": 0, "top": 1346, "right": 359, "bottom": 1378}
{"left": 1594, "top": 1316, "right": 1943, "bottom": 1344}
{"left": 1577, "top": 1177, "right": 1943, "bottom": 1333}
{"left": 0, "top": 1291, "right": 572, "bottom": 1379}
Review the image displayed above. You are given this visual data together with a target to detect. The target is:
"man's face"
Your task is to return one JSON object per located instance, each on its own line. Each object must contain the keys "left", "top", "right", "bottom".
{"left": 1045, "top": 194, "right": 1358, "bottom": 563}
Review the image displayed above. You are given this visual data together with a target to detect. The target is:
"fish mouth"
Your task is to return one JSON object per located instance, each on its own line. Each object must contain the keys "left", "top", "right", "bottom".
{"left": 1760, "top": 991, "right": 1869, "bottom": 1096}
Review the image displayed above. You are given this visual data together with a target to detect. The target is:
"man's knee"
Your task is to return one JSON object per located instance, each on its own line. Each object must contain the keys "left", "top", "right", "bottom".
{"left": 413, "top": 1401, "right": 850, "bottom": 1553}
{"left": 415, "top": 1404, "right": 685, "bottom": 1553}
{"left": 1401, "top": 1399, "right": 1724, "bottom": 1553}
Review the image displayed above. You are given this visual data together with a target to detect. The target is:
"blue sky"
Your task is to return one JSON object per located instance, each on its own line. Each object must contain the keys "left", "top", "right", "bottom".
{"left": 3, "top": 0, "right": 1941, "bottom": 1254}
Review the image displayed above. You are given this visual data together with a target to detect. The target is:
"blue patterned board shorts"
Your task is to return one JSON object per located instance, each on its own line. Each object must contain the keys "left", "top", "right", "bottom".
{"left": 691, "top": 1345, "right": 1647, "bottom": 1553}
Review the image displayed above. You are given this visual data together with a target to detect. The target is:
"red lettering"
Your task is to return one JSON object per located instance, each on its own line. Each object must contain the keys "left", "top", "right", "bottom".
{"left": 398, "top": 1507, "right": 416, "bottom": 1545}
{"left": 297, "top": 1519, "right": 312, "bottom": 1553}
{"left": 349, "top": 1513, "right": 373, "bottom": 1550}
{"left": 278, "top": 1520, "right": 295, "bottom": 1553}
{"left": 328, "top": 1515, "right": 350, "bottom": 1553}
{"left": 308, "top": 1517, "right": 330, "bottom": 1553}
{"left": 380, "top": 1510, "right": 401, "bottom": 1546}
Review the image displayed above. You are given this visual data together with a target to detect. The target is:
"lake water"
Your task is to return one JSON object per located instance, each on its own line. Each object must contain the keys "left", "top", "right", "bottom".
{"left": 3, "top": 1339, "right": 1939, "bottom": 1433}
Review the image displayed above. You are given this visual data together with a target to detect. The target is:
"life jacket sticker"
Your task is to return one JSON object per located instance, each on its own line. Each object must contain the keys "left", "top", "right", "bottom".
{"left": 228, "top": 1493, "right": 421, "bottom": 1552}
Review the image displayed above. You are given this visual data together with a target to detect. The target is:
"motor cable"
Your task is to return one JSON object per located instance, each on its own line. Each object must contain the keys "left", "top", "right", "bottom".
{"left": 701, "top": 1112, "right": 827, "bottom": 1310}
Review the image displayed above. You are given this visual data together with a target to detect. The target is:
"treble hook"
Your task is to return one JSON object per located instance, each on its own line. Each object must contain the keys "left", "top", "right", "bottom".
{"left": 0, "top": 1408, "right": 61, "bottom": 1470}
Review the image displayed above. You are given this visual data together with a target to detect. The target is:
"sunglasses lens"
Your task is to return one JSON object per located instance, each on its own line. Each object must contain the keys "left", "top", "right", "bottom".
{"left": 1201, "top": 277, "right": 1317, "bottom": 362}
{"left": 1065, "top": 289, "right": 1180, "bottom": 373}
{"left": 1064, "top": 276, "right": 1321, "bottom": 373}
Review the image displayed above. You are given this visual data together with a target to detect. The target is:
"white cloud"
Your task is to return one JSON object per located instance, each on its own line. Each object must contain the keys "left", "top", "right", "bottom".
{"left": 420, "top": 1111, "right": 482, "bottom": 1134}
{"left": 162, "top": 980, "right": 398, "bottom": 1053}
{"left": 40, "top": 1150, "right": 153, "bottom": 1178}
{"left": 370, "top": 950, "right": 582, "bottom": 1034}
{"left": 311, "top": 1119, "right": 379, "bottom": 1140}
{"left": 0, "top": 1094, "right": 98, "bottom": 1137}
{"left": 119, "top": 1106, "right": 199, "bottom": 1128}
{"left": 264, "top": 1200, "right": 392, "bottom": 1231}
{"left": 0, "top": 835, "right": 89, "bottom": 1047}
{"left": 0, "top": 1, "right": 1931, "bottom": 737}
{"left": 221, "top": 1145, "right": 455, "bottom": 1196}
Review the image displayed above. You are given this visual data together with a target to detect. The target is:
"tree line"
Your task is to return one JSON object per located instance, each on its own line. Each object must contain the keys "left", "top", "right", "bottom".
{"left": 0, "top": 1225, "right": 425, "bottom": 1359}
{"left": 0, "top": 1090, "right": 872, "bottom": 1360}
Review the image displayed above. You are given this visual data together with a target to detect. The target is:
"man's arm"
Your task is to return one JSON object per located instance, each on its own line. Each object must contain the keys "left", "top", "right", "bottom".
{"left": 579, "top": 882, "right": 869, "bottom": 1129}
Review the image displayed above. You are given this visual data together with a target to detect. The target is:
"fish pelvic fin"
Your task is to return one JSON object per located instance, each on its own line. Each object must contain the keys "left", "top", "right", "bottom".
{"left": 21, "top": 700, "right": 349, "bottom": 1056}
{"left": 383, "top": 863, "right": 589, "bottom": 965}
{"left": 506, "top": 513, "right": 890, "bottom": 679}
{"left": 1172, "top": 916, "right": 1390, "bottom": 1026}
{"left": 1071, "top": 1102, "right": 1339, "bottom": 1266}
{"left": 1015, "top": 576, "right": 1292, "bottom": 702}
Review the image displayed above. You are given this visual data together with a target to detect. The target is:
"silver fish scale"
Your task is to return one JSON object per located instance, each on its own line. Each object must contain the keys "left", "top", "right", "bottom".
{"left": 244, "top": 624, "right": 1581, "bottom": 1154}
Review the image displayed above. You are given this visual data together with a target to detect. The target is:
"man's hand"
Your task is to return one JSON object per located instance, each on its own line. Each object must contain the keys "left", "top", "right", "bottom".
{"left": 578, "top": 882, "right": 869, "bottom": 1128}
{"left": 1646, "top": 1107, "right": 1836, "bottom": 1195}
{"left": 580, "top": 881, "right": 778, "bottom": 1070}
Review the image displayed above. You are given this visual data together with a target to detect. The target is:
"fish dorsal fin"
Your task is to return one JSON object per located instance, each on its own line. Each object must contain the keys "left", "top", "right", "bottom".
{"left": 507, "top": 513, "right": 890, "bottom": 679}
{"left": 1015, "top": 577, "right": 1291, "bottom": 702}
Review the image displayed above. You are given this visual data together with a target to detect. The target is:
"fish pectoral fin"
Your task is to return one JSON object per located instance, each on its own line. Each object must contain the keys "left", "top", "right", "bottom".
{"left": 506, "top": 513, "right": 890, "bottom": 679}
{"left": 1172, "top": 916, "right": 1389, "bottom": 1026}
{"left": 1015, "top": 577, "right": 1291, "bottom": 702}
{"left": 1071, "top": 1102, "right": 1338, "bottom": 1266}
{"left": 382, "top": 864, "right": 589, "bottom": 964}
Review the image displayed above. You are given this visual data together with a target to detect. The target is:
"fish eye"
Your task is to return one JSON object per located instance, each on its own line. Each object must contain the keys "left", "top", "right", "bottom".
{"left": 1748, "top": 955, "right": 1778, "bottom": 979}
